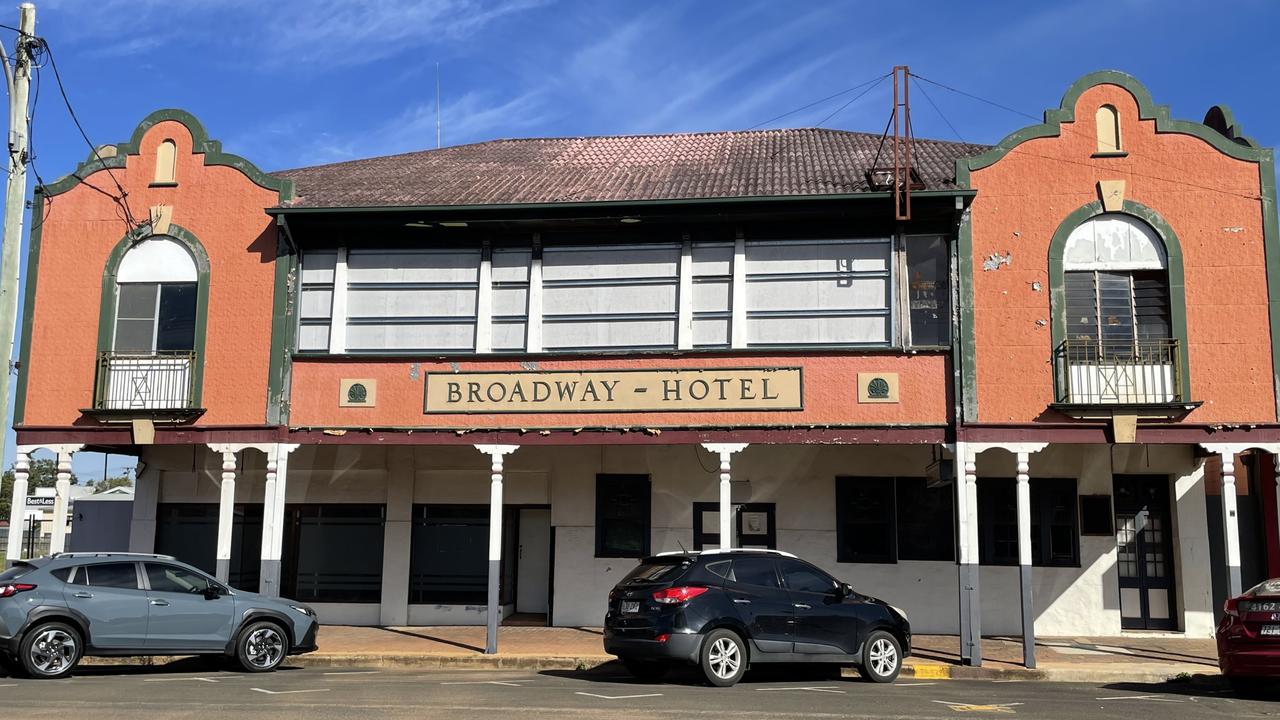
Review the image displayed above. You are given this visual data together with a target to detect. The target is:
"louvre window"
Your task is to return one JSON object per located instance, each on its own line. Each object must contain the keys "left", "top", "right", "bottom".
{"left": 345, "top": 248, "right": 481, "bottom": 352}
{"left": 298, "top": 251, "right": 336, "bottom": 352}
{"left": 542, "top": 244, "right": 680, "bottom": 351}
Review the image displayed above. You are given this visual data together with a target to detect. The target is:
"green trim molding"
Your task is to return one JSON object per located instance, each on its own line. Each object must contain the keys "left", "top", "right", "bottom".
{"left": 40, "top": 108, "right": 294, "bottom": 201}
{"left": 96, "top": 225, "right": 212, "bottom": 408}
{"left": 266, "top": 223, "right": 299, "bottom": 426}
{"left": 12, "top": 189, "right": 45, "bottom": 426}
{"left": 953, "top": 69, "right": 1280, "bottom": 421}
{"left": 1047, "top": 200, "right": 1192, "bottom": 403}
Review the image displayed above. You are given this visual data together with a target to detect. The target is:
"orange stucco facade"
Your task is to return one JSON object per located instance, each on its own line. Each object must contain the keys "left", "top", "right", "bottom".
{"left": 20, "top": 118, "right": 280, "bottom": 427}
{"left": 289, "top": 353, "right": 952, "bottom": 429}
{"left": 967, "top": 82, "right": 1276, "bottom": 424}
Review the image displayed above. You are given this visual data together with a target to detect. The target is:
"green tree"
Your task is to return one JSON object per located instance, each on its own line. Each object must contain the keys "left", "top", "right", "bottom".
{"left": 92, "top": 475, "right": 134, "bottom": 494}
{"left": 0, "top": 459, "right": 78, "bottom": 522}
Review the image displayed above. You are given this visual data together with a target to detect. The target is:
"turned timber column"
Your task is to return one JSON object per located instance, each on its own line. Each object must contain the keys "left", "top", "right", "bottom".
{"left": 4, "top": 448, "right": 30, "bottom": 564}
{"left": 475, "top": 444, "right": 519, "bottom": 655}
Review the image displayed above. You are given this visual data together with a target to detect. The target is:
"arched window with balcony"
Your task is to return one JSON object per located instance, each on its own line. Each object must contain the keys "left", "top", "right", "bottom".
{"left": 1050, "top": 205, "right": 1189, "bottom": 408}
{"left": 96, "top": 230, "right": 210, "bottom": 414}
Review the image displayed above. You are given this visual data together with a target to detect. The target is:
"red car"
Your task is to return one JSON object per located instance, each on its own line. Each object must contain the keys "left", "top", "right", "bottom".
{"left": 1218, "top": 578, "right": 1280, "bottom": 693}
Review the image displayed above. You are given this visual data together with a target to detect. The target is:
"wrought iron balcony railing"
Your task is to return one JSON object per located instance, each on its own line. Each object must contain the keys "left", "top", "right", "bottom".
{"left": 1053, "top": 338, "right": 1182, "bottom": 406}
{"left": 94, "top": 351, "right": 197, "bottom": 411}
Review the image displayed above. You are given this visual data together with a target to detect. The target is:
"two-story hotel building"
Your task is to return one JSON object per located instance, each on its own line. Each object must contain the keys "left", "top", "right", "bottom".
{"left": 8, "top": 70, "right": 1279, "bottom": 664}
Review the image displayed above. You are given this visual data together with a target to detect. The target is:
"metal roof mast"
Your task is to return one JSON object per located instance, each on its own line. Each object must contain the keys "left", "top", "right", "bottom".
{"left": 892, "top": 65, "right": 914, "bottom": 221}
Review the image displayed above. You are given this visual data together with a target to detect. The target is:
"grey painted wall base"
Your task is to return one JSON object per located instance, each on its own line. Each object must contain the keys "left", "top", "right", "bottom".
{"left": 958, "top": 562, "right": 982, "bottom": 666}
{"left": 487, "top": 558, "right": 501, "bottom": 654}
{"left": 1019, "top": 563, "right": 1035, "bottom": 669}
{"left": 260, "top": 559, "right": 282, "bottom": 598}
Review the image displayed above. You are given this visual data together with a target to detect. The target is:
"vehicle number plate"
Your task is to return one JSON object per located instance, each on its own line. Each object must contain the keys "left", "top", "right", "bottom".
{"left": 1262, "top": 625, "right": 1280, "bottom": 636}
{"left": 621, "top": 601, "right": 640, "bottom": 614}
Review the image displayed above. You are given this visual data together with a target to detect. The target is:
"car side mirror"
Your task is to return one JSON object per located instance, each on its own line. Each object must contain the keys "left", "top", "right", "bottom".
{"left": 203, "top": 586, "right": 222, "bottom": 600}
{"left": 837, "top": 582, "right": 855, "bottom": 599}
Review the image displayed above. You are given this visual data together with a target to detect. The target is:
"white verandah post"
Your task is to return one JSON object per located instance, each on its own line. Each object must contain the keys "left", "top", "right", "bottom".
{"left": 475, "top": 444, "right": 519, "bottom": 655}
{"left": 4, "top": 448, "right": 30, "bottom": 564}
{"left": 701, "top": 444, "right": 748, "bottom": 549}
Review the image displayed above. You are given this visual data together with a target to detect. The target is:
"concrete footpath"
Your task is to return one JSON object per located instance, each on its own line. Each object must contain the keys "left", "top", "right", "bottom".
{"left": 220, "top": 626, "right": 1221, "bottom": 684}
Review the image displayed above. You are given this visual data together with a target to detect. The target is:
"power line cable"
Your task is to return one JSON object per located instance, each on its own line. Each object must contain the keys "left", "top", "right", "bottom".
{"left": 36, "top": 38, "right": 139, "bottom": 231}
{"left": 814, "top": 74, "right": 889, "bottom": 128}
{"left": 908, "top": 71, "right": 1262, "bottom": 202}
{"left": 747, "top": 72, "right": 890, "bottom": 130}
{"left": 915, "top": 78, "right": 966, "bottom": 144}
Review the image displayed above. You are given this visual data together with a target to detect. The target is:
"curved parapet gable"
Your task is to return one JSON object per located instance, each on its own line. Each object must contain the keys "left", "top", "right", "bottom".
{"left": 956, "top": 70, "right": 1273, "bottom": 187}
{"left": 39, "top": 108, "right": 294, "bottom": 202}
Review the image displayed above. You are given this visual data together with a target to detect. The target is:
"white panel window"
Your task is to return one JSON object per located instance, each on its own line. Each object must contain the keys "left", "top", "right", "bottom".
{"left": 542, "top": 244, "right": 680, "bottom": 350}
{"left": 491, "top": 248, "right": 531, "bottom": 352}
{"left": 344, "top": 248, "right": 481, "bottom": 352}
{"left": 298, "top": 252, "right": 336, "bottom": 352}
{"left": 691, "top": 242, "right": 732, "bottom": 348}
{"left": 743, "top": 238, "right": 892, "bottom": 347}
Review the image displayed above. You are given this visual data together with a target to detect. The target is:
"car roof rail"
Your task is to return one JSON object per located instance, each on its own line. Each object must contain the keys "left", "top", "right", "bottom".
{"left": 49, "top": 552, "right": 177, "bottom": 561}
{"left": 655, "top": 548, "right": 798, "bottom": 558}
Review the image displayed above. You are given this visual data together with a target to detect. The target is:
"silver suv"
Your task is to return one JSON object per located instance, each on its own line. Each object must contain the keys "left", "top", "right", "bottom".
{"left": 0, "top": 553, "right": 318, "bottom": 679}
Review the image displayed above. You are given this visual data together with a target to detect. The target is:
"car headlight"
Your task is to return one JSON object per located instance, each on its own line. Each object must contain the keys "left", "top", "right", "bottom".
{"left": 290, "top": 605, "right": 315, "bottom": 617}
{"left": 889, "top": 604, "right": 909, "bottom": 622}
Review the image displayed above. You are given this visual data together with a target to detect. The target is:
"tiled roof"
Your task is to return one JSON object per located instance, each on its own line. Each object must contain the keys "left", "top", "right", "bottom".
{"left": 273, "top": 128, "right": 988, "bottom": 209}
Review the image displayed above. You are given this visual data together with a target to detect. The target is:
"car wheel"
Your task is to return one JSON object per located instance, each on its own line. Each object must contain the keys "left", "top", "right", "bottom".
{"left": 621, "top": 657, "right": 669, "bottom": 682}
{"left": 860, "top": 630, "right": 902, "bottom": 683}
{"left": 699, "top": 629, "right": 747, "bottom": 687}
{"left": 19, "top": 621, "right": 83, "bottom": 679}
{"left": 235, "top": 621, "right": 288, "bottom": 673}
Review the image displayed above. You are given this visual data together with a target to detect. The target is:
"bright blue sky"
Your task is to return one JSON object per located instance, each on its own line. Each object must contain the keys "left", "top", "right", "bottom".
{"left": 5, "top": 0, "right": 1280, "bottom": 481}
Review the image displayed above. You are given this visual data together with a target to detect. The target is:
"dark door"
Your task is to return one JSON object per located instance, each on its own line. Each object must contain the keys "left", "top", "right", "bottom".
{"left": 779, "top": 558, "right": 862, "bottom": 656}
{"left": 1114, "top": 475, "right": 1176, "bottom": 630}
{"left": 61, "top": 562, "right": 150, "bottom": 648}
{"left": 725, "top": 556, "right": 793, "bottom": 653}
{"left": 142, "top": 562, "right": 236, "bottom": 650}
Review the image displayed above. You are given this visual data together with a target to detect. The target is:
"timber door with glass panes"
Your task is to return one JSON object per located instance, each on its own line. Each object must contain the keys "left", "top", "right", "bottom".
{"left": 1114, "top": 475, "right": 1176, "bottom": 630}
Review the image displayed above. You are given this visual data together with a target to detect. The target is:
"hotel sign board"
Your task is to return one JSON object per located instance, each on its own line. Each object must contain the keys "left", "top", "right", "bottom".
{"left": 424, "top": 368, "right": 802, "bottom": 414}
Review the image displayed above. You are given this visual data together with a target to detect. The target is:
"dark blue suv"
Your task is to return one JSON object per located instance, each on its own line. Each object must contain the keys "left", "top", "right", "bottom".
{"left": 604, "top": 550, "right": 910, "bottom": 686}
{"left": 0, "top": 553, "right": 318, "bottom": 678}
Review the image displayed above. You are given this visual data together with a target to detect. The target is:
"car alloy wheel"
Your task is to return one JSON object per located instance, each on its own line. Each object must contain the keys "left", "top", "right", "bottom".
{"left": 860, "top": 630, "right": 902, "bottom": 683}
{"left": 699, "top": 629, "right": 747, "bottom": 687}
{"left": 245, "top": 627, "right": 284, "bottom": 669}
{"left": 19, "top": 622, "right": 82, "bottom": 679}
{"left": 29, "top": 628, "right": 77, "bottom": 676}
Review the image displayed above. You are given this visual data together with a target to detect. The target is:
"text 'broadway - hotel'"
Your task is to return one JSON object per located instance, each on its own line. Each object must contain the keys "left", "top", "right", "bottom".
{"left": 8, "top": 71, "right": 1280, "bottom": 665}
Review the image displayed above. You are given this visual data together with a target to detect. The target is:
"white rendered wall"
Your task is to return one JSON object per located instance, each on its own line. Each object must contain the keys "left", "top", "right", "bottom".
{"left": 131, "top": 442, "right": 1212, "bottom": 636}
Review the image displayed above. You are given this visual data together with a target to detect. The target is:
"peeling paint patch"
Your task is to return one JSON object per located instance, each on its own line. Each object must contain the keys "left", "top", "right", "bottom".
{"left": 520, "top": 361, "right": 539, "bottom": 371}
{"left": 408, "top": 363, "right": 421, "bottom": 381}
{"left": 983, "top": 252, "right": 1012, "bottom": 271}
{"left": 1223, "top": 226, "right": 1244, "bottom": 233}
{"left": 449, "top": 361, "right": 460, "bottom": 373}
{"left": 1031, "top": 281, "right": 1042, "bottom": 292}
{"left": 1036, "top": 319, "right": 1047, "bottom": 327}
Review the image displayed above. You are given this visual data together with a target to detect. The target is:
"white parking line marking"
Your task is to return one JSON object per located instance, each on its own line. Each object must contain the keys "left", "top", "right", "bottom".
{"left": 895, "top": 682, "right": 938, "bottom": 687}
{"left": 323, "top": 671, "right": 381, "bottom": 676}
{"left": 575, "top": 692, "right": 663, "bottom": 700}
{"left": 251, "top": 688, "right": 331, "bottom": 695}
{"left": 441, "top": 680, "right": 531, "bottom": 687}
{"left": 0, "top": 684, "right": 16, "bottom": 688}
{"left": 756, "top": 686, "right": 847, "bottom": 694}
{"left": 933, "top": 700, "right": 1023, "bottom": 713}
{"left": 1095, "top": 695, "right": 1182, "bottom": 702}
{"left": 992, "top": 680, "right": 1024, "bottom": 683}
{"left": 142, "top": 676, "right": 236, "bottom": 683}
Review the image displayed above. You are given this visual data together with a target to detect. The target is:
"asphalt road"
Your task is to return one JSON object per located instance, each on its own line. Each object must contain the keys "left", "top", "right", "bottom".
{"left": 0, "top": 661, "right": 1276, "bottom": 719}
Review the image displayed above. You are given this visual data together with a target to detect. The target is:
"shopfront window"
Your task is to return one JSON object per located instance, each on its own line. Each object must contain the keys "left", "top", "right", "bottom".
{"left": 409, "top": 505, "right": 489, "bottom": 604}
{"left": 282, "top": 504, "right": 385, "bottom": 603}
{"left": 595, "top": 474, "right": 651, "bottom": 558}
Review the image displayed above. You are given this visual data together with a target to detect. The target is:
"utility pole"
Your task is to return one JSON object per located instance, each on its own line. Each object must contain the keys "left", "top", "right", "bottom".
{"left": 0, "top": 3, "right": 35, "bottom": 479}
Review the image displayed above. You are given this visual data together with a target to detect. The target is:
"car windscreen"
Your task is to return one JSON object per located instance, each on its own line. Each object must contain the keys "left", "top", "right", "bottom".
{"left": 0, "top": 563, "right": 35, "bottom": 582}
{"left": 620, "top": 559, "right": 688, "bottom": 585}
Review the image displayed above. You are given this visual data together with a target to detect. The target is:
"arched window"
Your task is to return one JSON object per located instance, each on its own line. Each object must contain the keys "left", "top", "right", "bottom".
{"left": 154, "top": 139, "right": 177, "bottom": 184}
{"left": 113, "top": 236, "right": 199, "bottom": 353}
{"left": 1062, "top": 213, "right": 1169, "bottom": 347}
{"left": 1095, "top": 105, "right": 1122, "bottom": 154}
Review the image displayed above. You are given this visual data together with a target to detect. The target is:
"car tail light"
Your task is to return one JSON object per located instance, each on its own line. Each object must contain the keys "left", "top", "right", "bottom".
{"left": 655, "top": 633, "right": 670, "bottom": 644}
{"left": 1224, "top": 597, "right": 1241, "bottom": 618}
{"left": 652, "top": 586, "right": 708, "bottom": 605}
{"left": 0, "top": 583, "right": 35, "bottom": 598}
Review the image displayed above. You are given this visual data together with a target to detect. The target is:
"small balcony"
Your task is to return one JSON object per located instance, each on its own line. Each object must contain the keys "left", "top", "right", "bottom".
{"left": 86, "top": 351, "right": 204, "bottom": 422}
{"left": 1052, "top": 338, "right": 1197, "bottom": 417}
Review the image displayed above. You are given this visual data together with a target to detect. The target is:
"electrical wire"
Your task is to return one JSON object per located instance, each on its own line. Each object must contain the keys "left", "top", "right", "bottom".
{"left": 814, "top": 74, "right": 889, "bottom": 128}
{"left": 915, "top": 79, "right": 966, "bottom": 144}
{"left": 908, "top": 71, "right": 1264, "bottom": 202}
{"left": 747, "top": 72, "right": 890, "bottom": 130}
{"left": 36, "top": 38, "right": 140, "bottom": 232}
